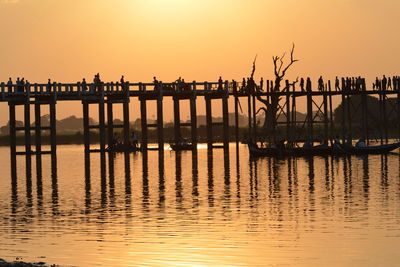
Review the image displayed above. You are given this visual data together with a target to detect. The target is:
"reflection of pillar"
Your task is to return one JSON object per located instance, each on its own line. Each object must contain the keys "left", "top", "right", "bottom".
{"left": 158, "top": 150, "right": 165, "bottom": 206}
{"left": 9, "top": 103, "right": 17, "bottom": 180}
{"left": 175, "top": 152, "right": 182, "bottom": 205}
{"left": 124, "top": 152, "right": 131, "bottom": 196}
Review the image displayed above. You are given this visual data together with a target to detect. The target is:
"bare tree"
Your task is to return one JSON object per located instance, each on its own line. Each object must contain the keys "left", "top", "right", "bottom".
{"left": 255, "top": 43, "right": 299, "bottom": 141}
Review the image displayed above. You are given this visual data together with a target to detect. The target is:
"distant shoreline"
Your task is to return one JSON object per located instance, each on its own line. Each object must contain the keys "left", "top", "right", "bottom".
{"left": 0, "top": 258, "right": 62, "bottom": 267}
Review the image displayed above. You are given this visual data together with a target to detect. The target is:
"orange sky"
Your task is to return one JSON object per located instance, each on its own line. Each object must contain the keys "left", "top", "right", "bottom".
{"left": 1, "top": 0, "right": 399, "bottom": 125}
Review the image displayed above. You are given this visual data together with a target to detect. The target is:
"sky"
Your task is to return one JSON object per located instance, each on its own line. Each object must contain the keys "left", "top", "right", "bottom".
{"left": 1, "top": 0, "right": 400, "bottom": 125}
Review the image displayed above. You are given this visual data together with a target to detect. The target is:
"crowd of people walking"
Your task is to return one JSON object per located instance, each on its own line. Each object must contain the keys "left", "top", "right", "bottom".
{"left": 2, "top": 75, "right": 400, "bottom": 94}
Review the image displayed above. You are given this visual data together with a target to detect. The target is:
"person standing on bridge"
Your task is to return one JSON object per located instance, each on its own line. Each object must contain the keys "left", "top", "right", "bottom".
{"left": 306, "top": 77, "right": 312, "bottom": 92}
{"left": 7, "top": 78, "right": 13, "bottom": 92}
{"left": 218, "top": 76, "right": 223, "bottom": 90}
{"left": 335, "top": 76, "right": 340, "bottom": 91}
{"left": 300, "top": 77, "right": 305, "bottom": 92}
{"left": 259, "top": 77, "right": 264, "bottom": 91}
{"left": 318, "top": 76, "right": 324, "bottom": 91}
{"left": 382, "top": 75, "right": 387, "bottom": 91}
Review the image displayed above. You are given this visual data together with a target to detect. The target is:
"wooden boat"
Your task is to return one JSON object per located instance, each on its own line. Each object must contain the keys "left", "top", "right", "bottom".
{"left": 170, "top": 143, "right": 195, "bottom": 151}
{"left": 106, "top": 143, "right": 141, "bottom": 153}
{"left": 248, "top": 142, "right": 290, "bottom": 157}
{"left": 339, "top": 142, "right": 400, "bottom": 155}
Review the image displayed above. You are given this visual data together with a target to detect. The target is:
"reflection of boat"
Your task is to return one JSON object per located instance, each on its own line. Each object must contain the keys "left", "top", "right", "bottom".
{"left": 339, "top": 142, "right": 400, "bottom": 155}
{"left": 170, "top": 143, "right": 195, "bottom": 151}
{"left": 106, "top": 143, "right": 141, "bottom": 153}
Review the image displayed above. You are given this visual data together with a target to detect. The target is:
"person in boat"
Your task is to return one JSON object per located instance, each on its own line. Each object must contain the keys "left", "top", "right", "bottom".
{"left": 303, "top": 140, "right": 313, "bottom": 148}
{"left": 332, "top": 137, "right": 341, "bottom": 148}
{"left": 275, "top": 140, "right": 286, "bottom": 150}
{"left": 355, "top": 138, "right": 366, "bottom": 148}
{"left": 132, "top": 132, "right": 139, "bottom": 149}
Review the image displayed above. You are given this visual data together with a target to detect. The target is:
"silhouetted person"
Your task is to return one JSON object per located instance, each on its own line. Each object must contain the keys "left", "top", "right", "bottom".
{"left": 300, "top": 77, "right": 305, "bottom": 92}
{"left": 318, "top": 76, "right": 324, "bottom": 91}
{"left": 218, "top": 76, "right": 223, "bottom": 90}
{"left": 7, "top": 78, "right": 12, "bottom": 92}
{"left": 335, "top": 76, "right": 340, "bottom": 91}
{"left": 232, "top": 79, "right": 237, "bottom": 93}
{"left": 388, "top": 77, "right": 392, "bottom": 90}
{"left": 241, "top": 78, "right": 246, "bottom": 91}
{"left": 82, "top": 78, "right": 87, "bottom": 91}
{"left": 382, "top": 75, "right": 387, "bottom": 91}
{"left": 260, "top": 77, "right": 264, "bottom": 91}
{"left": 306, "top": 77, "right": 312, "bottom": 92}
{"left": 355, "top": 139, "right": 366, "bottom": 148}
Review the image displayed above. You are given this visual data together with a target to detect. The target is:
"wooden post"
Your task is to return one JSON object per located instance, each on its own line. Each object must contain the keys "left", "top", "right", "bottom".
{"left": 361, "top": 87, "right": 368, "bottom": 143}
{"left": 234, "top": 94, "right": 239, "bottom": 149}
{"left": 9, "top": 103, "right": 17, "bottom": 179}
{"left": 252, "top": 94, "right": 256, "bottom": 140}
{"left": 222, "top": 83, "right": 229, "bottom": 149}
{"left": 24, "top": 100, "right": 31, "bottom": 178}
{"left": 341, "top": 90, "right": 347, "bottom": 143}
{"left": 123, "top": 99, "right": 130, "bottom": 146}
{"left": 205, "top": 94, "right": 213, "bottom": 149}
{"left": 398, "top": 89, "right": 400, "bottom": 142}
{"left": 50, "top": 101, "right": 57, "bottom": 171}
{"left": 98, "top": 99, "right": 106, "bottom": 174}
{"left": 157, "top": 91, "right": 164, "bottom": 151}
{"left": 173, "top": 97, "right": 181, "bottom": 144}
{"left": 323, "top": 90, "right": 329, "bottom": 143}
{"left": 140, "top": 98, "right": 148, "bottom": 150}
{"left": 346, "top": 94, "right": 352, "bottom": 142}
{"left": 328, "top": 82, "right": 334, "bottom": 144}
{"left": 382, "top": 90, "right": 388, "bottom": 143}
{"left": 286, "top": 90, "right": 291, "bottom": 142}
{"left": 378, "top": 91, "right": 383, "bottom": 145}
{"left": 83, "top": 101, "right": 90, "bottom": 153}
{"left": 107, "top": 102, "right": 114, "bottom": 147}
{"left": 306, "top": 92, "right": 313, "bottom": 142}
{"left": 35, "top": 103, "right": 42, "bottom": 176}
{"left": 247, "top": 94, "right": 252, "bottom": 141}
{"left": 190, "top": 88, "right": 197, "bottom": 148}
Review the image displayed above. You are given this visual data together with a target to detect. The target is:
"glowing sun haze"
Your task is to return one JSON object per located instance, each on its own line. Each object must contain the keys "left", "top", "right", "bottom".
{"left": 0, "top": 0, "right": 399, "bottom": 124}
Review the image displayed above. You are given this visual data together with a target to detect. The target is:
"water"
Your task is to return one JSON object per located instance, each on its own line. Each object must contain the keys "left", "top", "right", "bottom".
{"left": 1, "top": 145, "right": 400, "bottom": 266}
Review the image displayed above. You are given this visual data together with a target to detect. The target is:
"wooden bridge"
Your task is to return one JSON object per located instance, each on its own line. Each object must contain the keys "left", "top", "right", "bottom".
{"left": 1, "top": 78, "right": 400, "bottom": 177}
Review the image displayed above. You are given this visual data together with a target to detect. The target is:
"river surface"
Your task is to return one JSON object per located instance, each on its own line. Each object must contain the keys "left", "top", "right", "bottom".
{"left": 0, "top": 145, "right": 400, "bottom": 266}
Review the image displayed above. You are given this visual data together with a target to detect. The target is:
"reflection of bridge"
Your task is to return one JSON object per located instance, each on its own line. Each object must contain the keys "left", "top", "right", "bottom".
{"left": 1, "top": 80, "right": 400, "bottom": 175}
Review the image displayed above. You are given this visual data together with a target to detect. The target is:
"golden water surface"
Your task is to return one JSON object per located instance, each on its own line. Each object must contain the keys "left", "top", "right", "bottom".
{"left": 0, "top": 145, "right": 400, "bottom": 266}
